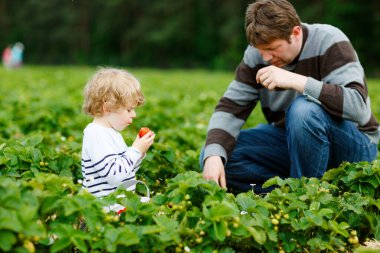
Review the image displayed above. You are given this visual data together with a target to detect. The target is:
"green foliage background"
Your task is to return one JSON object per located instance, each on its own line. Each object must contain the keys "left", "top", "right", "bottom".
{"left": 1, "top": 0, "right": 379, "bottom": 75}
{"left": 0, "top": 66, "right": 379, "bottom": 252}
{"left": 1, "top": 0, "right": 380, "bottom": 251}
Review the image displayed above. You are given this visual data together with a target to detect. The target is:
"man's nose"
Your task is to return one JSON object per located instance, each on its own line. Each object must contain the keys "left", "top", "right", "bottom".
{"left": 261, "top": 50, "right": 273, "bottom": 62}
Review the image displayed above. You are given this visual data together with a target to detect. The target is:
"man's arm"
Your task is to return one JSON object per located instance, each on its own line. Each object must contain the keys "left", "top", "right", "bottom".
{"left": 202, "top": 46, "right": 262, "bottom": 187}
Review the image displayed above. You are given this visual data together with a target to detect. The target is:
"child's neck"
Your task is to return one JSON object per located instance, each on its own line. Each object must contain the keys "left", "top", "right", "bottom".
{"left": 93, "top": 117, "right": 112, "bottom": 128}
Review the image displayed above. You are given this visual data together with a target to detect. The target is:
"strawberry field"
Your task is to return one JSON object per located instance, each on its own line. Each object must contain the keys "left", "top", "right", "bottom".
{"left": 0, "top": 66, "right": 379, "bottom": 253}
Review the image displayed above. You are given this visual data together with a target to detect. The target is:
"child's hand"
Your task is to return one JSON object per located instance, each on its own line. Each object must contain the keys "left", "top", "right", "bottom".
{"left": 132, "top": 130, "right": 155, "bottom": 154}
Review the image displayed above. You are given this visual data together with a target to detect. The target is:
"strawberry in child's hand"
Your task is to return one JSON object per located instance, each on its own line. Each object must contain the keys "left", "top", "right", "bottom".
{"left": 138, "top": 127, "right": 150, "bottom": 138}
{"left": 117, "top": 207, "right": 127, "bottom": 215}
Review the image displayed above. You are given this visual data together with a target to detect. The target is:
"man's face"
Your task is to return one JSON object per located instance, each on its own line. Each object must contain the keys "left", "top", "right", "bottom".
{"left": 256, "top": 38, "right": 299, "bottom": 68}
{"left": 255, "top": 26, "right": 303, "bottom": 68}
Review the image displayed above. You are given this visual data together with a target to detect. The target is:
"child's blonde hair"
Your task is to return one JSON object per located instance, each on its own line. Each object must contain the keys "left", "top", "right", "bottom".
{"left": 82, "top": 67, "right": 144, "bottom": 117}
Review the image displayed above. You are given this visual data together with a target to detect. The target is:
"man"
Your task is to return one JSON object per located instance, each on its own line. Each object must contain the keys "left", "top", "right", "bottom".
{"left": 200, "top": 0, "right": 379, "bottom": 193}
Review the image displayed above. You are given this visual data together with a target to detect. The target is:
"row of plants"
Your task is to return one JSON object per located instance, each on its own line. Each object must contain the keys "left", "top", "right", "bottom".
{"left": 1, "top": 67, "right": 379, "bottom": 252}
{"left": 0, "top": 127, "right": 379, "bottom": 252}
{"left": 1, "top": 159, "right": 379, "bottom": 252}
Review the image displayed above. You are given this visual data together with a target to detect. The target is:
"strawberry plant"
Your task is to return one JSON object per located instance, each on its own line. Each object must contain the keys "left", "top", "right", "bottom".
{"left": 0, "top": 66, "right": 379, "bottom": 252}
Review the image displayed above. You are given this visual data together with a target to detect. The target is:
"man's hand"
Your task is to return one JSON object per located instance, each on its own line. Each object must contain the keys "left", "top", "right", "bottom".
{"left": 202, "top": 156, "right": 226, "bottom": 189}
{"left": 256, "top": 65, "right": 307, "bottom": 92}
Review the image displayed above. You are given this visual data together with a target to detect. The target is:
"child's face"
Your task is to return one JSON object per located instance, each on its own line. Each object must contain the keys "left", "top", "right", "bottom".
{"left": 105, "top": 107, "right": 136, "bottom": 131}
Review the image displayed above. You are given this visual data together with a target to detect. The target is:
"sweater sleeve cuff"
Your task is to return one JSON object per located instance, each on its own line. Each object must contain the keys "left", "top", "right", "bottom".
{"left": 127, "top": 147, "right": 143, "bottom": 164}
{"left": 203, "top": 143, "right": 228, "bottom": 165}
{"left": 303, "top": 77, "right": 323, "bottom": 103}
{"left": 135, "top": 152, "right": 146, "bottom": 167}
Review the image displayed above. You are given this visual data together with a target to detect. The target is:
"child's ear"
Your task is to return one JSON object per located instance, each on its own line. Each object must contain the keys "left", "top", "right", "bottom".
{"left": 102, "top": 102, "right": 110, "bottom": 113}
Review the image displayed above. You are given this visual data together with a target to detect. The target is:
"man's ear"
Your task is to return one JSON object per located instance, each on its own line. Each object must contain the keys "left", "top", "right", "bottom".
{"left": 291, "top": 26, "right": 302, "bottom": 40}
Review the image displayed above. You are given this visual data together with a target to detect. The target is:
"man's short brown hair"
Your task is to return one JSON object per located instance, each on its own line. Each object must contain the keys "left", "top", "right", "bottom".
{"left": 245, "top": 0, "right": 301, "bottom": 46}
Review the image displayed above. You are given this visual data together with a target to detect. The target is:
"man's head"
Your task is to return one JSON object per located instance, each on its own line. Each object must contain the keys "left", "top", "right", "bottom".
{"left": 82, "top": 68, "right": 144, "bottom": 117}
{"left": 245, "top": 0, "right": 303, "bottom": 67}
{"left": 246, "top": 0, "right": 301, "bottom": 46}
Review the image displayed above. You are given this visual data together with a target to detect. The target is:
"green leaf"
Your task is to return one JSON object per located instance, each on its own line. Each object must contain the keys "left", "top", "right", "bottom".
{"left": 246, "top": 226, "right": 267, "bottom": 245}
{"left": 219, "top": 248, "right": 236, "bottom": 253}
{"left": 304, "top": 210, "right": 323, "bottom": 226}
{"left": 266, "top": 228, "right": 278, "bottom": 242}
{"left": 213, "top": 220, "right": 228, "bottom": 241}
{"left": 140, "top": 225, "right": 162, "bottom": 235}
{"left": 316, "top": 192, "right": 334, "bottom": 205}
{"left": 322, "top": 167, "right": 345, "bottom": 181}
{"left": 71, "top": 237, "right": 88, "bottom": 253}
{"left": 292, "top": 217, "right": 313, "bottom": 230}
{"left": 115, "top": 226, "right": 140, "bottom": 246}
{"left": 363, "top": 176, "right": 380, "bottom": 188}
{"left": 317, "top": 208, "right": 334, "bottom": 219}
{"left": 61, "top": 198, "right": 82, "bottom": 216}
{"left": 0, "top": 156, "right": 9, "bottom": 165}
{"left": 31, "top": 149, "right": 42, "bottom": 163}
{"left": 0, "top": 208, "right": 23, "bottom": 232}
{"left": 307, "top": 237, "right": 334, "bottom": 251}
{"left": 3, "top": 149, "right": 18, "bottom": 166}
{"left": 24, "top": 134, "right": 43, "bottom": 147}
{"left": 104, "top": 226, "right": 140, "bottom": 251}
{"left": 299, "top": 194, "right": 309, "bottom": 201}
{"left": 153, "top": 216, "right": 180, "bottom": 243}
{"left": 340, "top": 193, "right": 368, "bottom": 213}
{"left": 0, "top": 230, "right": 17, "bottom": 251}
{"left": 151, "top": 194, "right": 167, "bottom": 205}
{"left": 369, "top": 199, "right": 380, "bottom": 209}
{"left": 51, "top": 238, "right": 71, "bottom": 253}
{"left": 362, "top": 162, "right": 374, "bottom": 175}
{"left": 204, "top": 200, "right": 239, "bottom": 220}
{"left": 288, "top": 200, "right": 308, "bottom": 210}
{"left": 328, "top": 220, "right": 349, "bottom": 237}
{"left": 235, "top": 193, "right": 256, "bottom": 211}
{"left": 310, "top": 201, "right": 320, "bottom": 212}
{"left": 262, "top": 176, "right": 283, "bottom": 188}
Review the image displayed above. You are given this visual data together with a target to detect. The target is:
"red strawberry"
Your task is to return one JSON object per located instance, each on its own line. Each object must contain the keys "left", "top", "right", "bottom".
{"left": 138, "top": 127, "right": 150, "bottom": 138}
{"left": 117, "top": 207, "right": 127, "bottom": 215}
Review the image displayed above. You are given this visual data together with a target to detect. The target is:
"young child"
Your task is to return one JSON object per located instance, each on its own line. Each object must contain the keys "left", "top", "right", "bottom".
{"left": 81, "top": 67, "right": 155, "bottom": 210}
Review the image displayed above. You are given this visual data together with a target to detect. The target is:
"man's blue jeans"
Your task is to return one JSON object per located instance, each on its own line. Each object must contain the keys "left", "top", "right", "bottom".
{"left": 200, "top": 96, "right": 378, "bottom": 193}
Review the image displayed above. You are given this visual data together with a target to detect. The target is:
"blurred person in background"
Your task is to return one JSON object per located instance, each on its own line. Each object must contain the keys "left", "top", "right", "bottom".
{"left": 2, "top": 44, "right": 12, "bottom": 68}
{"left": 2, "top": 42, "right": 24, "bottom": 69}
{"left": 10, "top": 42, "right": 24, "bottom": 68}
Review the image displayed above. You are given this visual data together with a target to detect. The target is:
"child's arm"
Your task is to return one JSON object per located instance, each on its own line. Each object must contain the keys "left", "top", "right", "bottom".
{"left": 83, "top": 131, "right": 144, "bottom": 186}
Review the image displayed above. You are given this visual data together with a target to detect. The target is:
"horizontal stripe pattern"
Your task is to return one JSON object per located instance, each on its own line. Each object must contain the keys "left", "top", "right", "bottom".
{"left": 223, "top": 80, "right": 260, "bottom": 106}
{"left": 81, "top": 152, "right": 139, "bottom": 198}
{"left": 204, "top": 23, "right": 379, "bottom": 162}
{"left": 205, "top": 129, "right": 236, "bottom": 160}
{"left": 215, "top": 97, "right": 257, "bottom": 121}
{"left": 235, "top": 62, "right": 266, "bottom": 88}
{"left": 81, "top": 123, "right": 143, "bottom": 198}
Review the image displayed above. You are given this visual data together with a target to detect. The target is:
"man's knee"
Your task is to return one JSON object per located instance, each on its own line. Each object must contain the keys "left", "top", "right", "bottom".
{"left": 286, "top": 96, "right": 328, "bottom": 130}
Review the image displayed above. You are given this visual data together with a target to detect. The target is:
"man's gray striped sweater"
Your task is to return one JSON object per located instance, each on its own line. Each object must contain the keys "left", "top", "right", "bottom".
{"left": 204, "top": 23, "right": 380, "bottom": 163}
